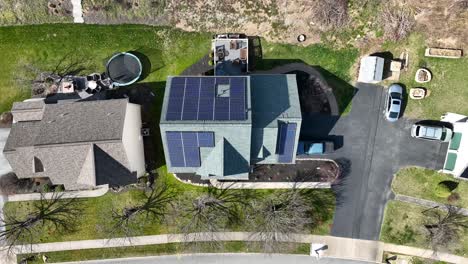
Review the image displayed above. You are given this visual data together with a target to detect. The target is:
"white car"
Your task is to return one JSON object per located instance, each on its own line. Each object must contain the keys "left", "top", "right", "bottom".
{"left": 385, "top": 84, "right": 403, "bottom": 122}
{"left": 411, "top": 124, "right": 453, "bottom": 142}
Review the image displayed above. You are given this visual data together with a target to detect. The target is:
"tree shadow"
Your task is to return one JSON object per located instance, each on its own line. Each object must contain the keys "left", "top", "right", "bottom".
{"left": 331, "top": 157, "right": 352, "bottom": 208}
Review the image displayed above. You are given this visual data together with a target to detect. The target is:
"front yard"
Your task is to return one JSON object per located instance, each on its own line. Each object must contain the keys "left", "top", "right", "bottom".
{"left": 383, "top": 34, "right": 468, "bottom": 120}
{"left": 3, "top": 169, "right": 336, "bottom": 244}
{"left": 380, "top": 201, "right": 468, "bottom": 257}
{"left": 392, "top": 167, "right": 468, "bottom": 209}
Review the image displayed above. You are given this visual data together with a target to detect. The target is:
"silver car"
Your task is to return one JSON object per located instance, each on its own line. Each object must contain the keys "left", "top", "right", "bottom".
{"left": 411, "top": 124, "right": 453, "bottom": 142}
{"left": 385, "top": 84, "right": 403, "bottom": 122}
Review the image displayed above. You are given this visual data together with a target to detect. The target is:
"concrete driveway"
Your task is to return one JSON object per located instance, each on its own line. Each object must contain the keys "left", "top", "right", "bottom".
{"left": 301, "top": 83, "right": 447, "bottom": 240}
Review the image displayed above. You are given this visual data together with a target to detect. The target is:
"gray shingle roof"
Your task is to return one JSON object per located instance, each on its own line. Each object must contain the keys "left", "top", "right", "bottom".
{"left": 3, "top": 99, "right": 134, "bottom": 190}
{"left": 35, "top": 99, "right": 127, "bottom": 146}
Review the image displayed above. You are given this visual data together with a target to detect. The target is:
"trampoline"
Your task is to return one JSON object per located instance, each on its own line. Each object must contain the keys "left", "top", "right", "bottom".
{"left": 106, "top": 52, "right": 142, "bottom": 86}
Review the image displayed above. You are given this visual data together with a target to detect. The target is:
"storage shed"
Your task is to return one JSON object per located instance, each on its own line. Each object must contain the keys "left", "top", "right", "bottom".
{"left": 358, "top": 56, "right": 385, "bottom": 83}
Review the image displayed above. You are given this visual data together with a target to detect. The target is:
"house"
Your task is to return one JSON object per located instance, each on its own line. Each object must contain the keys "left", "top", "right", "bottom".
{"left": 159, "top": 74, "right": 302, "bottom": 180}
{"left": 440, "top": 112, "right": 468, "bottom": 179}
{"left": 212, "top": 34, "right": 249, "bottom": 76}
{"left": 3, "top": 98, "right": 146, "bottom": 190}
{"left": 358, "top": 56, "right": 385, "bottom": 83}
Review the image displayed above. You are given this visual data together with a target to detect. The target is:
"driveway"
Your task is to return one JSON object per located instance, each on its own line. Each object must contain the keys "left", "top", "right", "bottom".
{"left": 58, "top": 254, "right": 376, "bottom": 264}
{"left": 300, "top": 83, "right": 447, "bottom": 240}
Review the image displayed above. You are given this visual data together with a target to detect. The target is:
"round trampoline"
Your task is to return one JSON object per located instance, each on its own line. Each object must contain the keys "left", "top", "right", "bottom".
{"left": 106, "top": 52, "right": 142, "bottom": 86}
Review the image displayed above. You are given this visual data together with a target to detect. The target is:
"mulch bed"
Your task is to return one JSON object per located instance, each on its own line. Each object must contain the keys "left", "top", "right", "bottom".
{"left": 250, "top": 160, "right": 339, "bottom": 182}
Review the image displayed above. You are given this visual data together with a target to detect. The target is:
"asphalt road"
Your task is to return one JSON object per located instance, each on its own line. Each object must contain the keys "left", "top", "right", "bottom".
{"left": 58, "top": 254, "right": 376, "bottom": 264}
{"left": 301, "top": 83, "right": 447, "bottom": 240}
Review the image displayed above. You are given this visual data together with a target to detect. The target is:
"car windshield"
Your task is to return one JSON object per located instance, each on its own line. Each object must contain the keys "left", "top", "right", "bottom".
{"left": 389, "top": 112, "right": 399, "bottom": 118}
{"left": 390, "top": 92, "right": 401, "bottom": 99}
{"left": 393, "top": 100, "right": 401, "bottom": 105}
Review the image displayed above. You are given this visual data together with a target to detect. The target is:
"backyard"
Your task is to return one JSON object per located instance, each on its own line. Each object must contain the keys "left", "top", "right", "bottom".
{"left": 392, "top": 167, "right": 468, "bottom": 209}
{"left": 0, "top": 24, "right": 358, "bottom": 114}
{"left": 380, "top": 201, "right": 468, "bottom": 257}
{"left": 383, "top": 34, "right": 468, "bottom": 120}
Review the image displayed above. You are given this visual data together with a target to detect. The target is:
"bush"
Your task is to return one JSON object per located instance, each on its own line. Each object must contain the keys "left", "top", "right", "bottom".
{"left": 42, "top": 184, "right": 51, "bottom": 193}
{"left": 54, "top": 185, "right": 65, "bottom": 192}
{"left": 434, "top": 181, "right": 458, "bottom": 198}
{"left": 448, "top": 192, "right": 461, "bottom": 203}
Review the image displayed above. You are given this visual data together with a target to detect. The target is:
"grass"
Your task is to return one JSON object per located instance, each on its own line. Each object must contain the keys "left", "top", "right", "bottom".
{"left": 0, "top": 25, "right": 358, "bottom": 116}
{"left": 382, "top": 34, "right": 468, "bottom": 119}
{"left": 380, "top": 200, "right": 468, "bottom": 257}
{"left": 0, "top": 24, "right": 211, "bottom": 114}
{"left": 0, "top": 0, "right": 72, "bottom": 25}
{"left": 3, "top": 170, "right": 336, "bottom": 243}
{"left": 383, "top": 252, "right": 448, "bottom": 264}
{"left": 258, "top": 42, "right": 359, "bottom": 114}
{"left": 17, "top": 241, "right": 310, "bottom": 263}
{"left": 392, "top": 167, "right": 468, "bottom": 209}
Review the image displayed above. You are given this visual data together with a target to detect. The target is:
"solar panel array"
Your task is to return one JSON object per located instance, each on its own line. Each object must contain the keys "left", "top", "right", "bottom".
{"left": 166, "top": 77, "right": 247, "bottom": 121}
{"left": 166, "top": 131, "right": 215, "bottom": 167}
{"left": 277, "top": 122, "right": 297, "bottom": 163}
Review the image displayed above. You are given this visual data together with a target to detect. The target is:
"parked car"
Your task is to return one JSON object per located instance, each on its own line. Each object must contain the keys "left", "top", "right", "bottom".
{"left": 385, "top": 83, "right": 403, "bottom": 122}
{"left": 297, "top": 140, "right": 334, "bottom": 155}
{"left": 411, "top": 124, "right": 453, "bottom": 142}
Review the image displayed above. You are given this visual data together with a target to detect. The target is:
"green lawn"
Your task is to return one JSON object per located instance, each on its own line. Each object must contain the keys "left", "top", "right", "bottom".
{"left": 383, "top": 34, "right": 468, "bottom": 120}
{"left": 3, "top": 170, "right": 336, "bottom": 243}
{"left": 17, "top": 242, "right": 310, "bottom": 263}
{"left": 0, "top": 24, "right": 358, "bottom": 115}
{"left": 392, "top": 167, "right": 468, "bottom": 209}
{"left": 380, "top": 200, "right": 468, "bottom": 257}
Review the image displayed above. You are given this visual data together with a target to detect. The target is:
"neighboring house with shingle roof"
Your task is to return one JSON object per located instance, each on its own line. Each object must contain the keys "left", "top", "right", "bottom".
{"left": 159, "top": 74, "right": 302, "bottom": 180}
{"left": 3, "top": 98, "right": 146, "bottom": 190}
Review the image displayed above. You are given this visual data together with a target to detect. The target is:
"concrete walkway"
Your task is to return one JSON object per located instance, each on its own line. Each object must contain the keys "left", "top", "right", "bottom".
{"left": 71, "top": 0, "right": 84, "bottom": 23}
{"left": 210, "top": 180, "right": 331, "bottom": 189}
{"left": 395, "top": 194, "right": 468, "bottom": 216}
{"left": 7, "top": 232, "right": 468, "bottom": 264}
{"left": 7, "top": 184, "right": 109, "bottom": 202}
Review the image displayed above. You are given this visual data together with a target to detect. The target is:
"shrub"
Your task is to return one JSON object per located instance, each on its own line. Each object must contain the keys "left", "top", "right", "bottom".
{"left": 54, "top": 185, "right": 65, "bottom": 192}
{"left": 42, "top": 184, "right": 51, "bottom": 193}
{"left": 378, "top": 3, "right": 415, "bottom": 41}
{"left": 434, "top": 181, "right": 458, "bottom": 198}
{"left": 448, "top": 192, "right": 461, "bottom": 203}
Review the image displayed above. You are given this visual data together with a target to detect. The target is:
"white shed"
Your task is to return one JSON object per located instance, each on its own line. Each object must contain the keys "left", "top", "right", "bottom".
{"left": 358, "top": 56, "right": 385, "bottom": 83}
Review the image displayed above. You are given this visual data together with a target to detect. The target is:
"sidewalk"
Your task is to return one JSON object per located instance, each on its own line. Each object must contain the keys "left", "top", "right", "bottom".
{"left": 7, "top": 184, "right": 109, "bottom": 202}
{"left": 395, "top": 194, "right": 468, "bottom": 216}
{"left": 7, "top": 232, "right": 468, "bottom": 264}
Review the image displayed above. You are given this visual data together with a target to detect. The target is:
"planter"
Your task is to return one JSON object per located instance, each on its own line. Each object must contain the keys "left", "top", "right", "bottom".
{"left": 425, "top": 48, "right": 463, "bottom": 59}
{"left": 415, "top": 68, "right": 432, "bottom": 83}
{"left": 409, "top": 88, "right": 429, "bottom": 100}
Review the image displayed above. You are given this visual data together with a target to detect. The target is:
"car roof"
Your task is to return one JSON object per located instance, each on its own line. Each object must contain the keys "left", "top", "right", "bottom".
{"left": 420, "top": 125, "right": 442, "bottom": 139}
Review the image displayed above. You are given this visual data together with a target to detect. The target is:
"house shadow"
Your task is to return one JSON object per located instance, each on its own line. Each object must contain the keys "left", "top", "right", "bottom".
{"left": 94, "top": 145, "right": 137, "bottom": 187}
{"left": 107, "top": 81, "right": 167, "bottom": 172}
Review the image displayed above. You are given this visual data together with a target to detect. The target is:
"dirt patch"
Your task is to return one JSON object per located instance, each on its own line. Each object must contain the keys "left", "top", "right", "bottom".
{"left": 250, "top": 160, "right": 339, "bottom": 182}
{"left": 409, "top": 0, "right": 468, "bottom": 49}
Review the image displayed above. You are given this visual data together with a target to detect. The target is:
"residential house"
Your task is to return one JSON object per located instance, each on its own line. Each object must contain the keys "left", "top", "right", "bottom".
{"left": 3, "top": 98, "right": 146, "bottom": 190}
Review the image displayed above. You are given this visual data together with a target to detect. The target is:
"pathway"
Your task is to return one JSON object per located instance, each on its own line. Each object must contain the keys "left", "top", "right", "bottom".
{"left": 395, "top": 194, "right": 468, "bottom": 216}
{"left": 71, "top": 0, "right": 84, "bottom": 23}
{"left": 8, "top": 232, "right": 468, "bottom": 264}
{"left": 7, "top": 184, "right": 109, "bottom": 202}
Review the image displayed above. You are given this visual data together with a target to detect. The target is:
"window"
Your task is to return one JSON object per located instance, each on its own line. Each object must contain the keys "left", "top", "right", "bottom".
{"left": 33, "top": 156, "right": 44, "bottom": 173}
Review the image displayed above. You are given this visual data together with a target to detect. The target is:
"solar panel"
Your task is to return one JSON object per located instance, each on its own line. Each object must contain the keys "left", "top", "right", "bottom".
{"left": 166, "top": 131, "right": 215, "bottom": 168}
{"left": 166, "top": 132, "right": 185, "bottom": 167}
{"left": 166, "top": 77, "right": 247, "bottom": 121}
{"left": 277, "top": 123, "right": 297, "bottom": 163}
{"left": 198, "top": 132, "right": 214, "bottom": 147}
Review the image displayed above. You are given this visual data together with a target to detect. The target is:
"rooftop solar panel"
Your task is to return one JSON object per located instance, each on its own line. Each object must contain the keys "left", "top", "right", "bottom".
{"left": 166, "top": 131, "right": 215, "bottom": 168}
{"left": 277, "top": 122, "right": 297, "bottom": 163}
{"left": 166, "top": 77, "right": 247, "bottom": 121}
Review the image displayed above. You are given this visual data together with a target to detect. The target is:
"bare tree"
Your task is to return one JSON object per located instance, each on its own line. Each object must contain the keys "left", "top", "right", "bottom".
{"left": 0, "top": 192, "right": 80, "bottom": 252}
{"left": 310, "top": 0, "right": 349, "bottom": 29}
{"left": 246, "top": 189, "right": 312, "bottom": 253}
{"left": 422, "top": 204, "right": 468, "bottom": 252}
{"left": 379, "top": 4, "right": 415, "bottom": 41}
{"left": 107, "top": 184, "right": 177, "bottom": 238}
{"left": 174, "top": 185, "right": 250, "bottom": 250}
{"left": 449, "top": 0, "right": 468, "bottom": 14}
